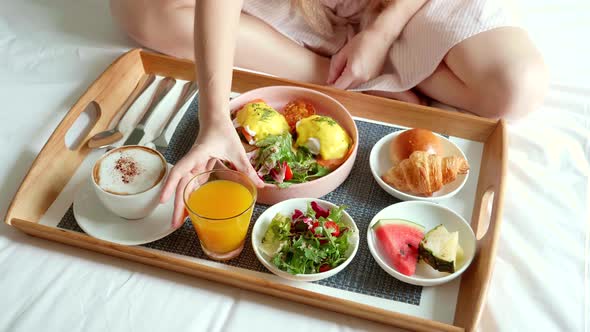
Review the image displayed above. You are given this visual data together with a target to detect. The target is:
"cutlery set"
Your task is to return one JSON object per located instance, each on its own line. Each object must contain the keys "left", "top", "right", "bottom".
{"left": 88, "top": 75, "right": 198, "bottom": 150}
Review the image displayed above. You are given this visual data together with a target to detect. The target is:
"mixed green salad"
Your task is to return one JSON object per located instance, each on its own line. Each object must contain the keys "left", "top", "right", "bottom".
{"left": 249, "top": 133, "right": 329, "bottom": 188}
{"left": 260, "top": 201, "right": 353, "bottom": 274}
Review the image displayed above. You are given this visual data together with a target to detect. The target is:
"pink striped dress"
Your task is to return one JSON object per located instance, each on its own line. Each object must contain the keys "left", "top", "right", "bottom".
{"left": 242, "top": 0, "right": 516, "bottom": 92}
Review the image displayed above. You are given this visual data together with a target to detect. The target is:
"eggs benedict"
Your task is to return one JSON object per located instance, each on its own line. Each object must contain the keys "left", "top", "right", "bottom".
{"left": 233, "top": 100, "right": 289, "bottom": 144}
{"left": 295, "top": 115, "right": 352, "bottom": 169}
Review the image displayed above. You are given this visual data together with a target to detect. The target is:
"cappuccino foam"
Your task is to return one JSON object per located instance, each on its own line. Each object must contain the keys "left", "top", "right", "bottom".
{"left": 95, "top": 147, "right": 165, "bottom": 195}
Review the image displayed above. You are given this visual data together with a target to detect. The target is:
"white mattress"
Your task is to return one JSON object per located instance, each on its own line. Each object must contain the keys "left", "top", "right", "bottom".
{"left": 0, "top": 1, "right": 588, "bottom": 331}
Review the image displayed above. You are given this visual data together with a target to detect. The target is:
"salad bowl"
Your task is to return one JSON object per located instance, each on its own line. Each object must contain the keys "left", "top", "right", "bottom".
{"left": 227, "top": 86, "right": 358, "bottom": 205}
{"left": 251, "top": 198, "right": 359, "bottom": 282}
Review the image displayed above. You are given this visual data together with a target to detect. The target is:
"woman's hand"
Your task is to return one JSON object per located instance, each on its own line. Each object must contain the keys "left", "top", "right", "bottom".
{"left": 327, "top": 0, "right": 428, "bottom": 90}
{"left": 160, "top": 117, "right": 264, "bottom": 228}
{"left": 327, "top": 28, "right": 393, "bottom": 90}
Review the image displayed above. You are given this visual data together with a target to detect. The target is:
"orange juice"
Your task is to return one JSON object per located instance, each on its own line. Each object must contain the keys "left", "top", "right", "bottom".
{"left": 186, "top": 180, "right": 254, "bottom": 254}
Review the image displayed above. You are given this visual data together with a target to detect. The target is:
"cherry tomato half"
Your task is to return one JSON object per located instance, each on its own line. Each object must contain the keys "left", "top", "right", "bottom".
{"left": 284, "top": 164, "right": 293, "bottom": 181}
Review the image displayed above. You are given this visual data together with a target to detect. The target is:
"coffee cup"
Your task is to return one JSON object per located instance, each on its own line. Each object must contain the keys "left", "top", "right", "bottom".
{"left": 92, "top": 145, "right": 168, "bottom": 220}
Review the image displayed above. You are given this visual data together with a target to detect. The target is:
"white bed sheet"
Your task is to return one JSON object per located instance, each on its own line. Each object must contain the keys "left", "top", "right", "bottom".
{"left": 0, "top": 0, "right": 588, "bottom": 331}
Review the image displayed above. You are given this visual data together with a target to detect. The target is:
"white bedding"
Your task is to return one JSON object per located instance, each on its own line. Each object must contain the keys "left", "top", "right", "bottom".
{"left": 0, "top": 0, "right": 588, "bottom": 331}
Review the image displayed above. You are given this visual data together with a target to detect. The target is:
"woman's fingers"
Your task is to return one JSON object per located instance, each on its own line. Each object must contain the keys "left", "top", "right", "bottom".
{"left": 206, "top": 158, "right": 217, "bottom": 172}
{"left": 164, "top": 133, "right": 264, "bottom": 228}
{"left": 332, "top": 65, "right": 356, "bottom": 90}
{"left": 236, "top": 153, "right": 265, "bottom": 188}
{"left": 161, "top": 162, "right": 188, "bottom": 203}
{"left": 162, "top": 148, "right": 206, "bottom": 228}
{"left": 160, "top": 148, "right": 204, "bottom": 203}
{"left": 171, "top": 157, "right": 218, "bottom": 228}
{"left": 327, "top": 51, "right": 347, "bottom": 85}
{"left": 160, "top": 168, "right": 182, "bottom": 204}
{"left": 171, "top": 172, "right": 195, "bottom": 228}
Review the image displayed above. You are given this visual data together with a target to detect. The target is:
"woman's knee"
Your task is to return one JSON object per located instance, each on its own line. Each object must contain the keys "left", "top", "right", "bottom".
{"left": 480, "top": 55, "right": 548, "bottom": 119}
{"left": 445, "top": 27, "right": 549, "bottom": 119}
{"left": 110, "top": 0, "right": 186, "bottom": 48}
{"left": 111, "top": 0, "right": 153, "bottom": 45}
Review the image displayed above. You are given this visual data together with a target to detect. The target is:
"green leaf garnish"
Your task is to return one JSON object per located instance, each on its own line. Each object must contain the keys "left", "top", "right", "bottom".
{"left": 253, "top": 133, "right": 332, "bottom": 187}
{"left": 262, "top": 205, "right": 353, "bottom": 275}
{"left": 312, "top": 116, "right": 337, "bottom": 126}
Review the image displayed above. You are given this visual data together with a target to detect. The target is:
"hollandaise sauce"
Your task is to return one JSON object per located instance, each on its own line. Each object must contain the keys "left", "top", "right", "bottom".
{"left": 295, "top": 115, "right": 351, "bottom": 160}
{"left": 235, "top": 101, "right": 289, "bottom": 141}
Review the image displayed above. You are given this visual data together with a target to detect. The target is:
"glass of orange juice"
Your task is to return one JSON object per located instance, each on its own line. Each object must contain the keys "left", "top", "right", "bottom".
{"left": 183, "top": 169, "right": 257, "bottom": 260}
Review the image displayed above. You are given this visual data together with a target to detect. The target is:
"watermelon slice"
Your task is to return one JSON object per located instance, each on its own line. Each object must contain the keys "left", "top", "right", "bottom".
{"left": 373, "top": 219, "right": 425, "bottom": 276}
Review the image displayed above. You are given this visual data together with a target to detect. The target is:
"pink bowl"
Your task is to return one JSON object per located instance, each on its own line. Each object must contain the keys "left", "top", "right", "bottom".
{"left": 227, "top": 86, "right": 358, "bottom": 205}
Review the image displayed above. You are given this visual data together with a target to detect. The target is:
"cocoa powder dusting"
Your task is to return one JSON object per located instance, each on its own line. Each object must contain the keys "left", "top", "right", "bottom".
{"left": 114, "top": 155, "right": 141, "bottom": 184}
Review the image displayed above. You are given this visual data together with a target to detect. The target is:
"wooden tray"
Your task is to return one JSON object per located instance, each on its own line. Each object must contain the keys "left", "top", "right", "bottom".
{"left": 5, "top": 49, "right": 506, "bottom": 332}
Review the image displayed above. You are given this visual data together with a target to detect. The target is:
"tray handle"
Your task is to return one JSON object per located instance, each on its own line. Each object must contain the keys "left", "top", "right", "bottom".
{"left": 454, "top": 120, "right": 507, "bottom": 331}
{"left": 473, "top": 187, "right": 495, "bottom": 240}
{"left": 5, "top": 49, "right": 146, "bottom": 225}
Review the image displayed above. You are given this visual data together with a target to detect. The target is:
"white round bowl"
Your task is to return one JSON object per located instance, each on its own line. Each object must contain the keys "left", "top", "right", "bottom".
{"left": 251, "top": 198, "right": 359, "bottom": 282}
{"left": 367, "top": 201, "right": 476, "bottom": 287}
{"left": 369, "top": 129, "right": 469, "bottom": 201}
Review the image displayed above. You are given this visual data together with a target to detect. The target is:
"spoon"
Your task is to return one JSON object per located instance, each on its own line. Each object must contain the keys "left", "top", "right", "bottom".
{"left": 87, "top": 73, "right": 156, "bottom": 149}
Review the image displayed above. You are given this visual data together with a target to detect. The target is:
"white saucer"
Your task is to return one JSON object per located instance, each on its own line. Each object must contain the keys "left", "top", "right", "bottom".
{"left": 73, "top": 177, "right": 179, "bottom": 246}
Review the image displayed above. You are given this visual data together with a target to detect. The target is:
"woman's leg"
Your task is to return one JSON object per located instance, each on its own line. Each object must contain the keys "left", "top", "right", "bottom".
{"left": 416, "top": 27, "right": 548, "bottom": 119}
{"left": 111, "top": 0, "right": 424, "bottom": 105}
{"left": 364, "top": 90, "right": 425, "bottom": 105}
{"left": 110, "top": 0, "right": 330, "bottom": 84}
{"left": 111, "top": 3, "right": 547, "bottom": 119}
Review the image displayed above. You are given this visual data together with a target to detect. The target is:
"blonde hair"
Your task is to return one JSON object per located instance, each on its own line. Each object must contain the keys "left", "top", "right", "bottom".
{"left": 291, "top": 0, "right": 388, "bottom": 37}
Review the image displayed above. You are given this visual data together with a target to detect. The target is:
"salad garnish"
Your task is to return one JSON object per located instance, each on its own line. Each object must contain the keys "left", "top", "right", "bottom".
{"left": 251, "top": 133, "right": 329, "bottom": 188}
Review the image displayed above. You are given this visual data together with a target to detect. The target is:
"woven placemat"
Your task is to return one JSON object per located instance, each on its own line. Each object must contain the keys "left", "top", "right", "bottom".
{"left": 58, "top": 98, "right": 422, "bottom": 306}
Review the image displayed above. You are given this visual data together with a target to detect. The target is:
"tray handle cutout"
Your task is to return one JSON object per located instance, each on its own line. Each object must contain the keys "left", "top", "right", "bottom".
{"left": 65, "top": 101, "right": 101, "bottom": 150}
{"left": 474, "top": 187, "right": 494, "bottom": 241}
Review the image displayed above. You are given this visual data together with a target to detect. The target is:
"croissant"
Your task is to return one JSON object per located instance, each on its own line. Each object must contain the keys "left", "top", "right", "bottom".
{"left": 382, "top": 151, "right": 469, "bottom": 196}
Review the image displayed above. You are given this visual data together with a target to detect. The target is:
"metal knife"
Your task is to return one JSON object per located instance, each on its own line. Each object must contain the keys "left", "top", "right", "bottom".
{"left": 151, "top": 81, "right": 198, "bottom": 149}
{"left": 124, "top": 77, "right": 176, "bottom": 146}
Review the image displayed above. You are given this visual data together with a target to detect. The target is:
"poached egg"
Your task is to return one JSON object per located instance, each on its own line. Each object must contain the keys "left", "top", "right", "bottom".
{"left": 233, "top": 100, "right": 289, "bottom": 142}
{"left": 295, "top": 115, "right": 351, "bottom": 160}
